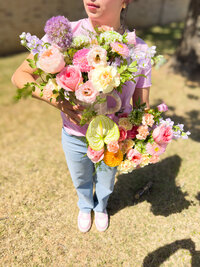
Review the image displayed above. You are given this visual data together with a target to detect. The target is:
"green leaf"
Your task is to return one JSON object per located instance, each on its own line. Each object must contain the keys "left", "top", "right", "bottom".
{"left": 26, "top": 59, "right": 36, "bottom": 69}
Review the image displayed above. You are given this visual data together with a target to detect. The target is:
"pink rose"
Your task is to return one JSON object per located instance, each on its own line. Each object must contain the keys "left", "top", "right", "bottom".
{"left": 38, "top": 45, "right": 65, "bottom": 74}
{"left": 56, "top": 66, "right": 83, "bottom": 92}
{"left": 75, "top": 81, "right": 99, "bottom": 104}
{"left": 126, "top": 148, "right": 142, "bottom": 166}
{"left": 157, "top": 103, "right": 168, "bottom": 112}
{"left": 126, "top": 31, "right": 136, "bottom": 45}
{"left": 73, "top": 48, "right": 91, "bottom": 72}
{"left": 127, "top": 126, "right": 138, "bottom": 139}
{"left": 153, "top": 124, "right": 173, "bottom": 144}
{"left": 87, "top": 146, "right": 104, "bottom": 163}
{"left": 146, "top": 142, "right": 167, "bottom": 156}
{"left": 118, "top": 126, "right": 127, "bottom": 142}
{"left": 107, "top": 141, "right": 119, "bottom": 153}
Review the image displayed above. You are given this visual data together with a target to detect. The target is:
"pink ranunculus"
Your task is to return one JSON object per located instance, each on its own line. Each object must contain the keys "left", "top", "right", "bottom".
{"left": 56, "top": 66, "right": 83, "bottom": 92}
{"left": 118, "top": 126, "right": 127, "bottom": 142}
{"left": 110, "top": 42, "right": 129, "bottom": 58}
{"left": 127, "top": 126, "right": 138, "bottom": 139}
{"left": 146, "top": 142, "right": 167, "bottom": 156}
{"left": 87, "top": 146, "right": 104, "bottom": 163}
{"left": 107, "top": 141, "right": 119, "bottom": 154}
{"left": 136, "top": 125, "right": 149, "bottom": 140}
{"left": 75, "top": 81, "right": 99, "bottom": 104}
{"left": 157, "top": 102, "right": 168, "bottom": 112}
{"left": 38, "top": 44, "right": 65, "bottom": 74}
{"left": 126, "top": 31, "right": 136, "bottom": 45}
{"left": 153, "top": 124, "right": 173, "bottom": 144}
{"left": 142, "top": 113, "right": 155, "bottom": 127}
{"left": 149, "top": 155, "right": 160, "bottom": 164}
{"left": 126, "top": 149, "right": 142, "bottom": 166}
{"left": 73, "top": 48, "right": 91, "bottom": 72}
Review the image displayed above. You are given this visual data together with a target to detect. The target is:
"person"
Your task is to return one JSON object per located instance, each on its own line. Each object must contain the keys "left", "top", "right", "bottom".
{"left": 11, "top": 0, "right": 151, "bottom": 232}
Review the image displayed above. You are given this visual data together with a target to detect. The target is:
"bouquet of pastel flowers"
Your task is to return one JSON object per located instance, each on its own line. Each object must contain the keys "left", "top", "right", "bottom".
{"left": 16, "top": 15, "right": 190, "bottom": 174}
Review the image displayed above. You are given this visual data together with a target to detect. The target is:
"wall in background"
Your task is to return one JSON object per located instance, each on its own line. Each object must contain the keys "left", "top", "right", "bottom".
{"left": 0, "top": 0, "right": 190, "bottom": 56}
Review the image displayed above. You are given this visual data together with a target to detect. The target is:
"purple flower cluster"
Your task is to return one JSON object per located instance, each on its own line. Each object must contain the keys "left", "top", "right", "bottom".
{"left": 19, "top": 32, "right": 45, "bottom": 55}
{"left": 44, "top": 16, "right": 72, "bottom": 50}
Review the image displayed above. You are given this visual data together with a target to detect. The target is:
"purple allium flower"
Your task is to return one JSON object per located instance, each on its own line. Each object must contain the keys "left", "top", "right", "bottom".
{"left": 44, "top": 16, "right": 72, "bottom": 50}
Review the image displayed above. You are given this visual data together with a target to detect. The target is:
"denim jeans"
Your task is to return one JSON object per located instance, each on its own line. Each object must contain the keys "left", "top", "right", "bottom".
{"left": 61, "top": 127, "right": 117, "bottom": 213}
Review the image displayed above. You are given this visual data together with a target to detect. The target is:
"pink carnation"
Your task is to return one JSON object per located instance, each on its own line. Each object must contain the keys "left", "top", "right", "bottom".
{"left": 75, "top": 81, "right": 99, "bottom": 104}
{"left": 110, "top": 42, "right": 129, "bottom": 58}
{"left": 149, "top": 155, "right": 160, "bottom": 164}
{"left": 87, "top": 146, "right": 104, "bottom": 163}
{"left": 126, "top": 31, "right": 136, "bottom": 45}
{"left": 118, "top": 126, "right": 127, "bottom": 142}
{"left": 73, "top": 48, "right": 91, "bottom": 72}
{"left": 142, "top": 113, "right": 154, "bottom": 127}
{"left": 56, "top": 66, "right": 83, "bottom": 92}
{"left": 127, "top": 126, "right": 138, "bottom": 139}
{"left": 153, "top": 124, "right": 173, "bottom": 144}
{"left": 38, "top": 44, "right": 65, "bottom": 74}
{"left": 126, "top": 149, "right": 142, "bottom": 166}
{"left": 107, "top": 141, "right": 119, "bottom": 153}
{"left": 146, "top": 142, "right": 167, "bottom": 156}
{"left": 136, "top": 125, "right": 149, "bottom": 140}
{"left": 157, "top": 102, "right": 168, "bottom": 112}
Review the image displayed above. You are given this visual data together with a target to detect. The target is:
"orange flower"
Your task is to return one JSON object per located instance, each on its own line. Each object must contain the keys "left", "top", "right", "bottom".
{"left": 103, "top": 149, "right": 123, "bottom": 167}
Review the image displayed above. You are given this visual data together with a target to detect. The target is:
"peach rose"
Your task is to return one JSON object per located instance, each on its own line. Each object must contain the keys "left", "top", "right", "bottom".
{"left": 37, "top": 44, "right": 65, "bottom": 74}
{"left": 75, "top": 81, "right": 98, "bottom": 104}
{"left": 118, "top": 117, "right": 132, "bottom": 131}
{"left": 56, "top": 65, "right": 83, "bottom": 92}
{"left": 142, "top": 113, "right": 154, "bottom": 127}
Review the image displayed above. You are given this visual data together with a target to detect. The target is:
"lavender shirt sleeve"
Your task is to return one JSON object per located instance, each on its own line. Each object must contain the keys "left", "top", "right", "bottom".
{"left": 136, "top": 59, "right": 152, "bottom": 88}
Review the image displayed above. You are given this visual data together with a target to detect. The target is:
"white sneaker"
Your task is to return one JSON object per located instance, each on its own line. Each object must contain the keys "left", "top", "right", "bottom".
{"left": 94, "top": 210, "right": 109, "bottom": 232}
{"left": 78, "top": 211, "right": 91, "bottom": 233}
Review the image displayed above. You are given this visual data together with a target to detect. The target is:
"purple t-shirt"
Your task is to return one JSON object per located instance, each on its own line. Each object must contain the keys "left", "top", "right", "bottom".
{"left": 42, "top": 18, "right": 152, "bottom": 136}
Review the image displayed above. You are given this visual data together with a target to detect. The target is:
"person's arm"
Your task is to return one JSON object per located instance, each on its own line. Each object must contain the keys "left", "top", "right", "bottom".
{"left": 11, "top": 52, "right": 83, "bottom": 125}
{"left": 132, "top": 87, "right": 150, "bottom": 109}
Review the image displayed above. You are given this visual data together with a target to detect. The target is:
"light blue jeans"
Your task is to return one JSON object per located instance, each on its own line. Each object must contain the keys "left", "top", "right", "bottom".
{"left": 61, "top": 127, "right": 117, "bottom": 213}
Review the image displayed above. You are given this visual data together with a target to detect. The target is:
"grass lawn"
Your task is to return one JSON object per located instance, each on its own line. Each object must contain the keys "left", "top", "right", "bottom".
{"left": 0, "top": 23, "right": 200, "bottom": 266}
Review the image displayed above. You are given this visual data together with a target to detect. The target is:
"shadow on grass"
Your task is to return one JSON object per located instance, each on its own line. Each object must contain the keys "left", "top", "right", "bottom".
{"left": 108, "top": 155, "right": 191, "bottom": 217}
{"left": 142, "top": 238, "right": 200, "bottom": 267}
{"left": 151, "top": 99, "right": 200, "bottom": 143}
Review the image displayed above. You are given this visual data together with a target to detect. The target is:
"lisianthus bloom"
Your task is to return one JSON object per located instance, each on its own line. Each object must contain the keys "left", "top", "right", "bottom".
{"left": 126, "top": 148, "right": 142, "bottom": 166}
{"left": 126, "top": 31, "right": 136, "bottom": 45}
{"left": 75, "top": 81, "right": 98, "bottom": 104}
{"left": 117, "top": 159, "right": 135, "bottom": 174}
{"left": 127, "top": 126, "right": 138, "bottom": 139}
{"left": 153, "top": 123, "right": 173, "bottom": 144}
{"left": 89, "top": 66, "right": 120, "bottom": 94}
{"left": 87, "top": 46, "right": 107, "bottom": 68}
{"left": 118, "top": 117, "right": 132, "bottom": 131}
{"left": 103, "top": 149, "right": 123, "bottom": 167}
{"left": 118, "top": 126, "right": 127, "bottom": 142}
{"left": 119, "top": 139, "right": 135, "bottom": 154}
{"left": 87, "top": 146, "right": 104, "bottom": 163}
{"left": 72, "top": 35, "right": 90, "bottom": 48}
{"left": 157, "top": 102, "right": 168, "bottom": 112}
{"left": 37, "top": 44, "right": 65, "bottom": 74}
{"left": 56, "top": 66, "right": 83, "bottom": 92}
{"left": 146, "top": 142, "right": 167, "bottom": 156}
{"left": 73, "top": 48, "right": 91, "bottom": 72}
{"left": 110, "top": 42, "right": 129, "bottom": 58}
{"left": 107, "top": 140, "right": 119, "bottom": 154}
{"left": 142, "top": 113, "right": 154, "bottom": 127}
{"left": 136, "top": 125, "right": 149, "bottom": 140}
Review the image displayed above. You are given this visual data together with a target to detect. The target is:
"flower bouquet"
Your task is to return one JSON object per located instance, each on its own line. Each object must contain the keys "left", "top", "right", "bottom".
{"left": 16, "top": 15, "right": 159, "bottom": 126}
{"left": 86, "top": 102, "right": 190, "bottom": 173}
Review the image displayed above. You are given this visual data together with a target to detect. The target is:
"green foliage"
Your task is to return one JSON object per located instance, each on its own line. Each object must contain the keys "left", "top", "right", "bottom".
{"left": 13, "top": 82, "right": 37, "bottom": 101}
{"left": 26, "top": 59, "right": 36, "bottom": 69}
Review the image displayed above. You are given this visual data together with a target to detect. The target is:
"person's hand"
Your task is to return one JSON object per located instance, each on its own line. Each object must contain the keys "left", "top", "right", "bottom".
{"left": 61, "top": 100, "right": 85, "bottom": 125}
